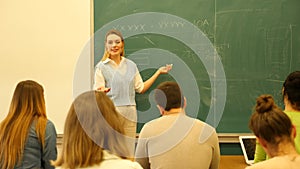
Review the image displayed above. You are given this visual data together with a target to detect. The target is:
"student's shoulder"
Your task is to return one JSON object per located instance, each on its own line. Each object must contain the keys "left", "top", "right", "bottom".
{"left": 285, "top": 111, "right": 300, "bottom": 119}
{"left": 191, "top": 117, "right": 218, "bottom": 139}
{"left": 107, "top": 160, "right": 143, "bottom": 169}
{"left": 245, "top": 160, "right": 271, "bottom": 169}
{"left": 46, "top": 119, "right": 55, "bottom": 128}
{"left": 246, "top": 156, "right": 291, "bottom": 169}
{"left": 138, "top": 117, "right": 164, "bottom": 136}
{"left": 45, "top": 119, "right": 57, "bottom": 134}
{"left": 192, "top": 117, "right": 215, "bottom": 130}
{"left": 101, "top": 151, "right": 143, "bottom": 169}
{"left": 142, "top": 117, "right": 162, "bottom": 129}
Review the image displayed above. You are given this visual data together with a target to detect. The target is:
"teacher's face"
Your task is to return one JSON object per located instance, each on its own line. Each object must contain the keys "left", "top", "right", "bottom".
{"left": 105, "top": 34, "right": 123, "bottom": 57}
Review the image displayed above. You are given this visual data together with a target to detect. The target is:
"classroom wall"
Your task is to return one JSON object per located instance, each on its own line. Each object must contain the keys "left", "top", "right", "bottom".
{"left": 0, "top": 0, "right": 91, "bottom": 133}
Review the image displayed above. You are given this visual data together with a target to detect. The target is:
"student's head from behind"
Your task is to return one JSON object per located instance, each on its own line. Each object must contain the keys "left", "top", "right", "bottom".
{"left": 10, "top": 80, "right": 46, "bottom": 118}
{"left": 283, "top": 71, "right": 300, "bottom": 111}
{"left": 154, "top": 81, "right": 185, "bottom": 113}
{"left": 102, "top": 29, "right": 125, "bottom": 61}
{"left": 249, "top": 95, "right": 295, "bottom": 154}
{"left": 52, "top": 91, "right": 129, "bottom": 168}
{"left": 0, "top": 80, "right": 47, "bottom": 169}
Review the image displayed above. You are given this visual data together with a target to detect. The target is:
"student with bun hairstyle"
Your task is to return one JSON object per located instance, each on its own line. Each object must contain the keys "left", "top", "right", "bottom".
{"left": 246, "top": 94, "right": 300, "bottom": 169}
{"left": 254, "top": 71, "right": 300, "bottom": 163}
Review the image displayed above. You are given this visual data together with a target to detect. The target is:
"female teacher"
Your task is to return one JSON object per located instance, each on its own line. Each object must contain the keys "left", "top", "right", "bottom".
{"left": 93, "top": 29, "right": 172, "bottom": 140}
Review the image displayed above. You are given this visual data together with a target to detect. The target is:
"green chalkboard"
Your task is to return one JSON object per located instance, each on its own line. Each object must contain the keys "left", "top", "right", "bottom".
{"left": 93, "top": 0, "right": 300, "bottom": 133}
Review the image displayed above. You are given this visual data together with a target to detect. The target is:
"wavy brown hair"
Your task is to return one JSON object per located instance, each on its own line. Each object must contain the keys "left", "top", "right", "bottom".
{"left": 52, "top": 91, "right": 130, "bottom": 169}
{"left": 0, "top": 80, "right": 47, "bottom": 169}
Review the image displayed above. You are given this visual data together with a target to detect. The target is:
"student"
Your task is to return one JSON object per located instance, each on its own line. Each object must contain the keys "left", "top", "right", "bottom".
{"left": 254, "top": 71, "right": 300, "bottom": 163}
{"left": 135, "top": 81, "right": 220, "bottom": 169}
{"left": 0, "top": 80, "right": 57, "bottom": 169}
{"left": 246, "top": 94, "right": 300, "bottom": 169}
{"left": 93, "top": 29, "right": 172, "bottom": 139}
{"left": 51, "top": 91, "right": 143, "bottom": 169}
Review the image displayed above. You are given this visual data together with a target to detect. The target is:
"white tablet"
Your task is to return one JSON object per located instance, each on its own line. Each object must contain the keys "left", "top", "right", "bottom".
{"left": 239, "top": 135, "right": 256, "bottom": 165}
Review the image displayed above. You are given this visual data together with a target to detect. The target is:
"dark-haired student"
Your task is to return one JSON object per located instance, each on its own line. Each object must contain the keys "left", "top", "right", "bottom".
{"left": 246, "top": 94, "right": 300, "bottom": 169}
{"left": 254, "top": 71, "right": 300, "bottom": 163}
{"left": 0, "top": 80, "right": 57, "bottom": 169}
{"left": 135, "top": 81, "right": 220, "bottom": 169}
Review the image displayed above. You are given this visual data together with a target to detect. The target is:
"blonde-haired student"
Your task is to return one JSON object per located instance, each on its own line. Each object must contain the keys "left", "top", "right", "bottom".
{"left": 52, "top": 91, "right": 142, "bottom": 169}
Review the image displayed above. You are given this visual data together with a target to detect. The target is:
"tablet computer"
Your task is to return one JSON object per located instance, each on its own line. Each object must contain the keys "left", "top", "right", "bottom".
{"left": 239, "top": 135, "right": 256, "bottom": 165}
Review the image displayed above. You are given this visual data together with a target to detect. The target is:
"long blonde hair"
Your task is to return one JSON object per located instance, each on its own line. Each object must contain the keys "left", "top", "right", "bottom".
{"left": 52, "top": 91, "right": 130, "bottom": 169}
{"left": 0, "top": 80, "right": 47, "bottom": 169}
{"left": 101, "top": 29, "right": 125, "bottom": 61}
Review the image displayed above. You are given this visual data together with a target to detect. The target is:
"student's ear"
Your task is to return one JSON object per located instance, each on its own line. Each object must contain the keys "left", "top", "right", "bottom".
{"left": 282, "top": 87, "right": 289, "bottom": 106}
{"left": 183, "top": 97, "right": 187, "bottom": 109}
{"left": 156, "top": 105, "right": 165, "bottom": 115}
{"left": 291, "top": 125, "right": 297, "bottom": 139}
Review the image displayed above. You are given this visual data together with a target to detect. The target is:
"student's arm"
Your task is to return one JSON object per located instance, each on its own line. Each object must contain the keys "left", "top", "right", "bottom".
{"left": 42, "top": 120, "right": 57, "bottom": 169}
{"left": 254, "top": 141, "right": 267, "bottom": 163}
{"left": 134, "top": 127, "right": 151, "bottom": 169}
{"left": 135, "top": 138, "right": 150, "bottom": 169}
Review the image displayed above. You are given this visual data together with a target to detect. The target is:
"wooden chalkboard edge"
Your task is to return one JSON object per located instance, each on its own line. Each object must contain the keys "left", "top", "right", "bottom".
{"left": 57, "top": 134, "right": 63, "bottom": 146}
{"left": 218, "top": 133, "right": 255, "bottom": 143}
{"left": 57, "top": 133, "right": 255, "bottom": 146}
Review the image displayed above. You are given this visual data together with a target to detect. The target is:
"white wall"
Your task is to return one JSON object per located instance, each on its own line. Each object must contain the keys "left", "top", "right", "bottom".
{"left": 0, "top": 0, "right": 91, "bottom": 133}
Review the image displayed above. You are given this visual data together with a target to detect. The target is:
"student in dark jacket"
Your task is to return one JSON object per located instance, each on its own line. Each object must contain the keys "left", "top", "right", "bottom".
{"left": 0, "top": 80, "right": 57, "bottom": 169}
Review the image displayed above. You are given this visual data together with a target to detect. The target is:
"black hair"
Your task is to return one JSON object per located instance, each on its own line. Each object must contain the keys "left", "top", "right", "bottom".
{"left": 283, "top": 71, "right": 300, "bottom": 111}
